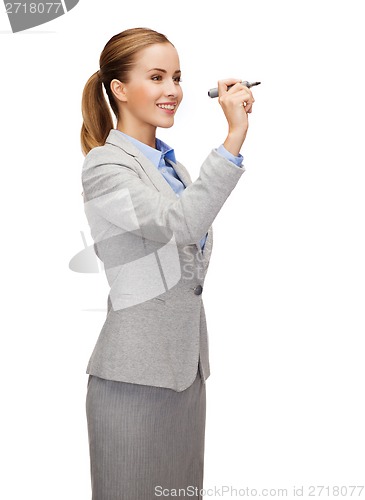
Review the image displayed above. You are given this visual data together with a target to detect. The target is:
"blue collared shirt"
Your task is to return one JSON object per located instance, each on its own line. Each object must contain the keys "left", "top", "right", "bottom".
{"left": 117, "top": 131, "right": 244, "bottom": 252}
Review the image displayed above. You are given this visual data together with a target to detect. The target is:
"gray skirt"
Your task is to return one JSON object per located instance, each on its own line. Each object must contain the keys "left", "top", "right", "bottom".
{"left": 85, "top": 367, "right": 206, "bottom": 500}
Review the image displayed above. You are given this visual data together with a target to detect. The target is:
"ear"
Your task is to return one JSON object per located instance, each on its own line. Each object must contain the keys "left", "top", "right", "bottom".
{"left": 110, "top": 79, "right": 128, "bottom": 103}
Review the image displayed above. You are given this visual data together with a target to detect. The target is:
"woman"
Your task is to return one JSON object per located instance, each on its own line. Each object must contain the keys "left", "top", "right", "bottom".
{"left": 80, "top": 27, "right": 255, "bottom": 500}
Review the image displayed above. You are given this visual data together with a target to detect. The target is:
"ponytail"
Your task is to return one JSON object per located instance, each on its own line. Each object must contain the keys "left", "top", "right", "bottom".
{"left": 80, "top": 70, "right": 114, "bottom": 156}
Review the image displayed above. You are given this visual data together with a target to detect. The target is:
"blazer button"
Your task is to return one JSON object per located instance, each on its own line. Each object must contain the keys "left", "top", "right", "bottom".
{"left": 194, "top": 284, "right": 203, "bottom": 295}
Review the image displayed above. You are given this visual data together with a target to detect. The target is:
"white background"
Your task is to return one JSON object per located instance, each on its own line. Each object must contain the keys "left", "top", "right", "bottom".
{"left": 1, "top": 0, "right": 364, "bottom": 498}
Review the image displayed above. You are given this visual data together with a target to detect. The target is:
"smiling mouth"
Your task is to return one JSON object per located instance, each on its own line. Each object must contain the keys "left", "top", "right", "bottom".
{"left": 156, "top": 103, "right": 177, "bottom": 110}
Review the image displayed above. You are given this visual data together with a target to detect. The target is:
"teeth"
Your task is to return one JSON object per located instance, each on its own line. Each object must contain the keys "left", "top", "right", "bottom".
{"left": 157, "top": 104, "right": 175, "bottom": 110}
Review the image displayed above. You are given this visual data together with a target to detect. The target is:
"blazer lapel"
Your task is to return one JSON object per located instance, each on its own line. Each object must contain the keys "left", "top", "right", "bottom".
{"left": 105, "top": 129, "right": 177, "bottom": 201}
{"left": 105, "top": 129, "right": 212, "bottom": 261}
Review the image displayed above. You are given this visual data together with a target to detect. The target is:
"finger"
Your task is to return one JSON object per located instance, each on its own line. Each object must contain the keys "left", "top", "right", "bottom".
{"left": 224, "top": 88, "right": 255, "bottom": 103}
{"left": 241, "top": 95, "right": 255, "bottom": 111}
{"left": 217, "top": 78, "right": 242, "bottom": 97}
{"left": 238, "top": 85, "right": 255, "bottom": 100}
{"left": 228, "top": 94, "right": 254, "bottom": 111}
{"left": 226, "top": 82, "right": 248, "bottom": 95}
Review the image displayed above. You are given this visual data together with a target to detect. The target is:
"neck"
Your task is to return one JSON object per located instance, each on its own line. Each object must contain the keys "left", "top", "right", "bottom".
{"left": 116, "top": 119, "right": 156, "bottom": 149}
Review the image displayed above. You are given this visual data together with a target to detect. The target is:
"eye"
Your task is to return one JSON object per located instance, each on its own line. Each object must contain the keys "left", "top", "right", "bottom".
{"left": 174, "top": 76, "right": 182, "bottom": 83}
{"left": 151, "top": 75, "right": 162, "bottom": 81}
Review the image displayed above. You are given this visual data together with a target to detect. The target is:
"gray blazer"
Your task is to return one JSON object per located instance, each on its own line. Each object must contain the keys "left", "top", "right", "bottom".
{"left": 82, "top": 129, "right": 245, "bottom": 392}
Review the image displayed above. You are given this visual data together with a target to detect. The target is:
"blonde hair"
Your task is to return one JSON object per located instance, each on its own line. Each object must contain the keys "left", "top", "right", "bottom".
{"left": 80, "top": 27, "right": 172, "bottom": 156}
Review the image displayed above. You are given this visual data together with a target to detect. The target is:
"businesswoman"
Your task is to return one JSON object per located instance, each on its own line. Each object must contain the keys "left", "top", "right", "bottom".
{"left": 80, "top": 27, "right": 255, "bottom": 499}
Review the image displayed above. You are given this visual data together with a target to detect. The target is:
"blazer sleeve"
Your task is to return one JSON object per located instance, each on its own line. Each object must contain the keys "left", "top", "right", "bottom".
{"left": 81, "top": 147, "right": 245, "bottom": 247}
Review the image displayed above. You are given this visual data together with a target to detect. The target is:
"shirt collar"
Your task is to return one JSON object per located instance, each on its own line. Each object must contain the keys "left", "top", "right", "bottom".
{"left": 116, "top": 131, "right": 176, "bottom": 169}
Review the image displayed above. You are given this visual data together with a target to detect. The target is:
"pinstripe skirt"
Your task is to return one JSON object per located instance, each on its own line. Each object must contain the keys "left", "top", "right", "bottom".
{"left": 85, "top": 366, "right": 206, "bottom": 500}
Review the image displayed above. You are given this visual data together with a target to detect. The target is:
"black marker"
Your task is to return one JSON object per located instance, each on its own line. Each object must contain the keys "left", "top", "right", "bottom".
{"left": 208, "top": 81, "right": 261, "bottom": 98}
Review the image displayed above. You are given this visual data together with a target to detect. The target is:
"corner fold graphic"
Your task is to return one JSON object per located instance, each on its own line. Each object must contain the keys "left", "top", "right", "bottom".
{"left": 64, "top": 0, "right": 78, "bottom": 11}
{"left": 4, "top": 0, "right": 80, "bottom": 33}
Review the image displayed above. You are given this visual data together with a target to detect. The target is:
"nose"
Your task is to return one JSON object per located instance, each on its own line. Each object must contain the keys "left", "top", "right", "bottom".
{"left": 164, "top": 79, "right": 178, "bottom": 97}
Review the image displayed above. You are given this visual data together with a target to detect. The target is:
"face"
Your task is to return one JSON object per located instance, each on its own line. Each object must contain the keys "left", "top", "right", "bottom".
{"left": 113, "top": 43, "right": 183, "bottom": 137}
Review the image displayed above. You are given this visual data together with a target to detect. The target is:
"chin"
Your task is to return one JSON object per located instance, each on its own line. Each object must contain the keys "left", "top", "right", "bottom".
{"left": 156, "top": 119, "right": 175, "bottom": 129}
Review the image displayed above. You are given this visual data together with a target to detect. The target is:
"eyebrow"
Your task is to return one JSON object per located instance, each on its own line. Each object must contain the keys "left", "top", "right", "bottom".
{"left": 147, "top": 68, "right": 181, "bottom": 74}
